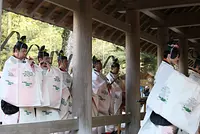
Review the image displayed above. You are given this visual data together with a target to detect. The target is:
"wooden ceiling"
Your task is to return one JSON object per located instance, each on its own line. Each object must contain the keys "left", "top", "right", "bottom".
{"left": 3, "top": 0, "right": 200, "bottom": 67}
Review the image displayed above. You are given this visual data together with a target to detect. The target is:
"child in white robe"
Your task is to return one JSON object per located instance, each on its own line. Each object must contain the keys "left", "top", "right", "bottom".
{"left": 106, "top": 60, "right": 123, "bottom": 133}
{"left": 92, "top": 56, "right": 113, "bottom": 134}
{"left": 54, "top": 50, "right": 73, "bottom": 134}
{"left": 35, "top": 46, "right": 60, "bottom": 122}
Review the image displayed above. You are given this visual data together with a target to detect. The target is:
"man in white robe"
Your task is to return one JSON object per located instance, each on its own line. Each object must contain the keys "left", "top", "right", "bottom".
{"left": 0, "top": 40, "right": 36, "bottom": 124}
{"left": 139, "top": 42, "right": 180, "bottom": 134}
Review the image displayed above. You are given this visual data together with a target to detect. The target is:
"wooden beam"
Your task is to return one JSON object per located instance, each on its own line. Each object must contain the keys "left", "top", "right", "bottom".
{"left": 114, "top": 33, "right": 124, "bottom": 44}
{"left": 133, "top": 0, "right": 200, "bottom": 10}
{"left": 46, "top": 0, "right": 161, "bottom": 46}
{"left": 152, "top": 12, "right": 200, "bottom": 28}
{"left": 0, "top": 119, "right": 78, "bottom": 133}
{"left": 92, "top": 114, "right": 131, "bottom": 127}
{"left": 28, "top": 0, "right": 44, "bottom": 16}
{"left": 57, "top": 11, "right": 71, "bottom": 25}
{"left": 11, "top": 0, "right": 23, "bottom": 10}
{"left": 42, "top": 5, "right": 57, "bottom": 19}
{"left": 45, "top": 0, "right": 78, "bottom": 11}
{"left": 125, "top": 10, "right": 140, "bottom": 134}
{"left": 140, "top": 31, "right": 160, "bottom": 46}
{"left": 72, "top": 0, "right": 92, "bottom": 133}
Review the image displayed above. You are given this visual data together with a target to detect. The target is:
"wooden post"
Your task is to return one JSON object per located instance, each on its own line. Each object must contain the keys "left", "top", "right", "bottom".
{"left": 125, "top": 10, "right": 140, "bottom": 134}
{"left": 72, "top": 0, "right": 92, "bottom": 133}
{"left": 179, "top": 37, "right": 188, "bottom": 76}
{"left": 157, "top": 27, "right": 168, "bottom": 67}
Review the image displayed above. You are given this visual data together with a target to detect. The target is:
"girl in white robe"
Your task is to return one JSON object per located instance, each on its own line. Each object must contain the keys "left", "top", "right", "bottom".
{"left": 92, "top": 57, "right": 113, "bottom": 134}
{"left": 139, "top": 42, "right": 180, "bottom": 134}
{"left": 106, "top": 61, "right": 123, "bottom": 133}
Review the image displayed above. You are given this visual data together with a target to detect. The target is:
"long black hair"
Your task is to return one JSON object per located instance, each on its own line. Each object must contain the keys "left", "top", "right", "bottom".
{"left": 111, "top": 58, "right": 120, "bottom": 69}
{"left": 92, "top": 56, "right": 101, "bottom": 68}
{"left": 13, "top": 36, "right": 28, "bottom": 52}
{"left": 57, "top": 50, "right": 67, "bottom": 61}
{"left": 38, "top": 45, "right": 49, "bottom": 59}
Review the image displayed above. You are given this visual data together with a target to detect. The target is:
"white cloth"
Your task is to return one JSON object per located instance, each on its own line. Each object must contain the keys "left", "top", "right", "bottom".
{"left": 36, "top": 107, "right": 60, "bottom": 122}
{"left": 2, "top": 112, "right": 19, "bottom": 125}
{"left": 92, "top": 70, "right": 112, "bottom": 116}
{"left": 147, "top": 67, "right": 200, "bottom": 134}
{"left": 0, "top": 56, "right": 42, "bottom": 107}
{"left": 189, "top": 69, "right": 200, "bottom": 83}
{"left": 19, "top": 107, "right": 36, "bottom": 123}
{"left": 106, "top": 72, "right": 123, "bottom": 115}
{"left": 42, "top": 67, "right": 63, "bottom": 109}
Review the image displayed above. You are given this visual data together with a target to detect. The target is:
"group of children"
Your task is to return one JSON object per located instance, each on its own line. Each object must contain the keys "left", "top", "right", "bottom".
{"left": 0, "top": 38, "right": 124, "bottom": 134}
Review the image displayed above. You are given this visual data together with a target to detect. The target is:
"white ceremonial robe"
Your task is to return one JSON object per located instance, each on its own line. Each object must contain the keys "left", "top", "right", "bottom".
{"left": 106, "top": 72, "right": 123, "bottom": 132}
{"left": 0, "top": 56, "right": 42, "bottom": 107}
{"left": 36, "top": 67, "right": 63, "bottom": 122}
{"left": 139, "top": 61, "right": 176, "bottom": 134}
{"left": 141, "top": 63, "right": 200, "bottom": 134}
{"left": 92, "top": 70, "right": 113, "bottom": 134}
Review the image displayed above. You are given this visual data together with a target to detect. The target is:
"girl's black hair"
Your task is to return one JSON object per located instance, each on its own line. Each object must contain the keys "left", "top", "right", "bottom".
{"left": 92, "top": 56, "right": 101, "bottom": 68}
{"left": 58, "top": 50, "right": 67, "bottom": 61}
{"left": 111, "top": 58, "right": 120, "bottom": 69}
{"left": 38, "top": 45, "right": 49, "bottom": 58}
{"left": 13, "top": 42, "right": 28, "bottom": 53}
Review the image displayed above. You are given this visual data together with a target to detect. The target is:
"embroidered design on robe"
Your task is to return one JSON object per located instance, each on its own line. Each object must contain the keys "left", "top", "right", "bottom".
{"left": 158, "top": 86, "right": 170, "bottom": 103}
{"left": 5, "top": 80, "right": 14, "bottom": 85}
{"left": 23, "top": 71, "right": 33, "bottom": 77}
{"left": 22, "top": 81, "right": 32, "bottom": 87}
{"left": 24, "top": 110, "right": 32, "bottom": 115}
{"left": 53, "top": 85, "right": 60, "bottom": 90}
{"left": 42, "top": 111, "right": 52, "bottom": 115}
{"left": 54, "top": 76, "right": 60, "bottom": 82}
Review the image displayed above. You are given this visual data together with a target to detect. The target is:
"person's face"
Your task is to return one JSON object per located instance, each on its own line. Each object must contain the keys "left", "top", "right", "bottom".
{"left": 95, "top": 62, "right": 102, "bottom": 72}
{"left": 60, "top": 59, "right": 68, "bottom": 70}
{"left": 39, "top": 56, "right": 50, "bottom": 68}
{"left": 15, "top": 48, "right": 27, "bottom": 60}
{"left": 112, "top": 67, "right": 119, "bottom": 74}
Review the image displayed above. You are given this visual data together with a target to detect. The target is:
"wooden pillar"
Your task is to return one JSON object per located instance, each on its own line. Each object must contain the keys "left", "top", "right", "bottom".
{"left": 125, "top": 10, "right": 140, "bottom": 134}
{"left": 179, "top": 37, "right": 188, "bottom": 76}
{"left": 72, "top": 0, "right": 92, "bottom": 133}
{"left": 157, "top": 27, "right": 168, "bottom": 67}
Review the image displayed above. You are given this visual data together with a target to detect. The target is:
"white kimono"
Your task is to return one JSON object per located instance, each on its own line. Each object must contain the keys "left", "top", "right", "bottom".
{"left": 139, "top": 61, "right": 176, "bottom": 134}
{"left": 36, "top": 67, "right": 63, "bottom": 122}
{"left": 106, "top": 72, "right": 123, "bottom": 132}
{"left": 177, "top": 69, "right": 200, "bottom": 134}
{"left": 0, "top": 56, "right": 42, "bottom": 124}
{"left": 92, "top": 70, "right": 113, "bottom": 134}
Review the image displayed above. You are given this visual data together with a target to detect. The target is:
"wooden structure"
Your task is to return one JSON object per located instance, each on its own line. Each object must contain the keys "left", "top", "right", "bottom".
{"left": 0, "top": 0, "right": 199, "bottom": 133}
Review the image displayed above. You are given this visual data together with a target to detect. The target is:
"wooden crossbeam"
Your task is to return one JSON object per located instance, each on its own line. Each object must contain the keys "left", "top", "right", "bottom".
{"left": 42, "top": 5, "right": 57, "bottom": 19}
{"left": 114, "top": 33, "right": 124, "bottom": 44}
{"left": 11, "top": 0, "right": 23, "bottom": 10}
{"left": 133, "top": 0, "right": 200, "bottom": 10}
{"left": 28, "top": 0, "right": 44, "bottom": 16}
{"left": 57, "top": 11, "right": 71, "bottom": 25}
{"left": 152, "top": 12, "right": 200, "bottom": 28}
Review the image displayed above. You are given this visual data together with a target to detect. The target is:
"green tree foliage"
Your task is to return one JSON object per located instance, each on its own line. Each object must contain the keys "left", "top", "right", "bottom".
{"left": 0, "top": 11, "right": 157, "bottom": 76}
{"left": 0, "top": 11, "right": 64, "bottom": 70}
